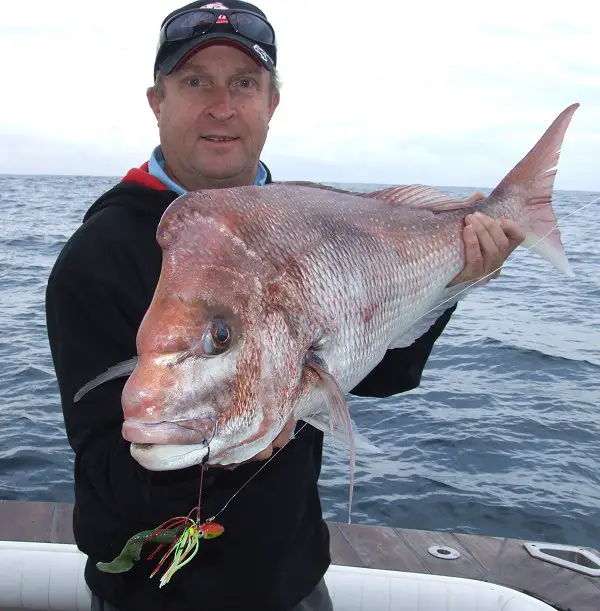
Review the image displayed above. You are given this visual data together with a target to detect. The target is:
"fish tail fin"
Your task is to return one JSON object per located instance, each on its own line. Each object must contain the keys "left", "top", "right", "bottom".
{"left": 488, "top": 103, "right": 579, "bottom": 277}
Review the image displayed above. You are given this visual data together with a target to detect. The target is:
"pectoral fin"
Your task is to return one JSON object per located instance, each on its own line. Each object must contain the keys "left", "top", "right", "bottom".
{"left": 74, "top": 357, "right": 139, "bottom": 402}
{"left": 301, "top": 352, "right": 356, "bottom": 523}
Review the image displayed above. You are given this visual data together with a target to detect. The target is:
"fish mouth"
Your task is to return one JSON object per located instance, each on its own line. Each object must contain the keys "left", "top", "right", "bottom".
{"left": 122, "top": 419, "right": 215, "bottom": 445}
{"left": 127, "top": 423, "right": 290, "bottom": 471}
{"left": 130, "top": 442, "right": 209, "bottom": 471}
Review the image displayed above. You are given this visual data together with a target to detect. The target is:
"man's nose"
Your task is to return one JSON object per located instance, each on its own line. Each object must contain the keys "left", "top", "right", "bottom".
{"left": 206, "top": 87, "right": 236, "bottom": 121}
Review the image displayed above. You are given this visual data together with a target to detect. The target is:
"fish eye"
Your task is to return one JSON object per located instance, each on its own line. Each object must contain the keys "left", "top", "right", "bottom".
{"left": 203, "top": 318, "right": 231, "bottom": 355}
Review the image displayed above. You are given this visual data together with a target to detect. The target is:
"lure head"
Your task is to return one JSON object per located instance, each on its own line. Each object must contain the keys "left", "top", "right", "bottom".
{"left": 200, "top": 521, "right": 225, "bottom": 539}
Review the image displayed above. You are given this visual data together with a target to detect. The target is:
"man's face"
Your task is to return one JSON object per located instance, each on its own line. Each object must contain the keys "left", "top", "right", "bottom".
{"left": 148, "top": 44, "right": 279, "bottom": 190}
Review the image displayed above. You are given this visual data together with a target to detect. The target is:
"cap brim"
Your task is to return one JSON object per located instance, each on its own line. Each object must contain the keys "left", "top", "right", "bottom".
{"left": 157, "top": 32, "right": 275, "bottom": 76}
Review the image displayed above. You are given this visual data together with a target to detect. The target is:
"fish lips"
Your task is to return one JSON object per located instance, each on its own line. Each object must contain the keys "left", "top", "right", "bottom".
{"left": 122, "top": 418, "right": 215, "bottom": 445}
{"left": 130, "top": 441, "right": 209, "bottom": 472}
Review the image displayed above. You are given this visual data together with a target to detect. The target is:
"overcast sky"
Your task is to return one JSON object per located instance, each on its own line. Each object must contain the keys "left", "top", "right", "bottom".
{"left": 1, "top": 0, "right": 598, "bottom": 190}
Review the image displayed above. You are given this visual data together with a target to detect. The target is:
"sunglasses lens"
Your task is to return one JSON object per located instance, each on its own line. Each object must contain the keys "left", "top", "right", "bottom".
{"left": 165, "top": 12, "right": 216, "bottom": 42}
{"left": 229, "top": 13, "right": 274, "bottom": 45}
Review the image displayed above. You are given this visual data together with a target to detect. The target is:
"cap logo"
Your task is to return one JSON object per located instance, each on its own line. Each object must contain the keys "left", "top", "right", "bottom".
{"left": 253, "top": 44, "right": 271, "bottom": 64}
{"left": 200, "top": 2, "right": 230, "bottom": 21}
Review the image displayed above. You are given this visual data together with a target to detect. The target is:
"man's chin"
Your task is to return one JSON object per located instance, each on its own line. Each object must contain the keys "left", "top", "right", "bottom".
{"left": 192, "top": 154, "right": 255, "bottom": 186}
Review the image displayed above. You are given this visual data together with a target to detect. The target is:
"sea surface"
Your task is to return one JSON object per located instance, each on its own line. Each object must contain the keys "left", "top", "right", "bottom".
{"left": 1, "top": 174, "right": 599, "bottom": 551}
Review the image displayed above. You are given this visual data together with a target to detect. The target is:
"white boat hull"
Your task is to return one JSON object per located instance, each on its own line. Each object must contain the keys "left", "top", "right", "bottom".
{"left": 0, "top": 541, "right": 556, "bottom": 610}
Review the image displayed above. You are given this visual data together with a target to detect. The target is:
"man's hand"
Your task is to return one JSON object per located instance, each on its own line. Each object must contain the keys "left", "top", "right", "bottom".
{"left": 221, "top": 418, "right": 297, "bottom": 470}
{"left": 250, "top": 418, "right": 297, "bottom": 461}
{"left": 448, "top": 212, "right": 525, "bottom": 287}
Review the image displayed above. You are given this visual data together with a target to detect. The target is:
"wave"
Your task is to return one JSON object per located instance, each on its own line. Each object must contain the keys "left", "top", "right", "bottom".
{"left": 480, "top": 337, "right": 600, "bottom": 368}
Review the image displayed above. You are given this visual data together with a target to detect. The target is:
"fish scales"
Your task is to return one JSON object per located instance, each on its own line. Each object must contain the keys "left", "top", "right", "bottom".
{"left": 73, "top": 103, "right": 579, "bottom": 516}
{"left": 173, "top": 186, "right": 466, "bottom": 393}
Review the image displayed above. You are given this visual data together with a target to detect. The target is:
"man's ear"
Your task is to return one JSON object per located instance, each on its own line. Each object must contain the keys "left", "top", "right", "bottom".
{"left": 268, "top": 91, "right": 280, "bottom": 121}
{"left": 147, "top": 86, "right": 162, "bottom": 122}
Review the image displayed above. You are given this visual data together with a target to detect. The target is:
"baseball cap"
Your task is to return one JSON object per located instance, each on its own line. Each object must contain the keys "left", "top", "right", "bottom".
{"left": 154, "top": 1, "right": 277, "bottom": 78}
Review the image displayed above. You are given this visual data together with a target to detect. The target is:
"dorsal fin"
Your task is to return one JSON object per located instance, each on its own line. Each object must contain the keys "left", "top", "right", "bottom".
{"left": 273, "top": 181, "right": 358, "bottom": 196}
{"left": 275, "top": 181, "right": 486, "bottom": 213}
{"left": 363, "top": 185, "right": 487, "bottom": 212}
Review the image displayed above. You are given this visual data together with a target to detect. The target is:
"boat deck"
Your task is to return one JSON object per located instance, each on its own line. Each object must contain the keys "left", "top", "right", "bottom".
{"left": 1, "top": 500, "right": 598, "bottom": 610}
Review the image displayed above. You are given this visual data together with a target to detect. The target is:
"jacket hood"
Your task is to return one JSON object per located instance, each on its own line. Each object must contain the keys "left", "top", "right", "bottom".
{"left": 82, "top": 162, "right": 175, "bottom": 223}
{"left": 82, "top": 160, "right": 273, "bottom": 223}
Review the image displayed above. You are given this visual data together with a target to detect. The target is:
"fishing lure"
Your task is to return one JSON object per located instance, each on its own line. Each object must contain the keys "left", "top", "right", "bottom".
{"left": 97, "top": 508, "right": 224, "bottom": 588}
{"left": 97, "top": 433, "right": 294, "bottom": 587}
{"left": 96, "top": 466, "right": 224, "bottom": 587}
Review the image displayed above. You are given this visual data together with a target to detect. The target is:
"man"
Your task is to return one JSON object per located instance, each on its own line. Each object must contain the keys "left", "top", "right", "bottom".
{"left": 45, "top": 2, "right": 523, "bottom": 610}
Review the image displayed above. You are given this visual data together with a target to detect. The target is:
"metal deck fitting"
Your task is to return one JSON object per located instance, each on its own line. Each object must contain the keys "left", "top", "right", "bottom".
{"left": 524, "top": 541, "right": 600, "bottom": 577}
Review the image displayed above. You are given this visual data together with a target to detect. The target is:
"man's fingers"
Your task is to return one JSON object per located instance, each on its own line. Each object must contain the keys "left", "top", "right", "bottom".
{"left": 463, "top": 218, "right": 484, "bottom": 274}
{"left": 253, "top": 447, "right": 274, "bottom": 460}
{"left": 224, "top": 419, "right": 297, "bottom": 469}
{"left": 272, "top": 419, "right": 297, "bottom": 448}
{"left": 470, "top": 212, "right": 508, "bottom": 258}
{"left": 449, "top": 214, "right": 526, "bottom": 287}
{"left": 447, "top": 222, "right": 481, "bottom": 286}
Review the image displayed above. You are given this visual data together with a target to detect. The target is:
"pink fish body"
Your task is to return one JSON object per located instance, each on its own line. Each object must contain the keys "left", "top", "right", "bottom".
{"left": 75, "top": 104, "right": 579, "bottom": 513}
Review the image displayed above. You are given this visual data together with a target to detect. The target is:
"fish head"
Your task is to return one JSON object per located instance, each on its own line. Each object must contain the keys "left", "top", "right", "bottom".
{"left": 122, "top": 192, "right": 309, "bottom": 471}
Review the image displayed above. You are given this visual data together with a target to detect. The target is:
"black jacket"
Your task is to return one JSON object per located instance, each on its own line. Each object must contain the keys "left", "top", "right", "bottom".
{"left": 45, "top": 163, "right": 456, "bottom": 611}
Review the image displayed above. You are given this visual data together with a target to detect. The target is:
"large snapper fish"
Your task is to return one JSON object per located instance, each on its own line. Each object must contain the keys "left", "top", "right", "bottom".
{"left": 76, "top": 104, "right": 578, "bottom": 500}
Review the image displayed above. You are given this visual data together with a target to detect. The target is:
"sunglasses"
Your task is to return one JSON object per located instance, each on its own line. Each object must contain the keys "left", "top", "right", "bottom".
{"left": 159, "top": 8, "right": 276, "bottom": 48}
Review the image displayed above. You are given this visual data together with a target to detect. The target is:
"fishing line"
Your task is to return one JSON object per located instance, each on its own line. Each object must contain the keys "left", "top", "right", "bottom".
{"left": 103, "top": 195, "right": 598, "bottom": 586}
{"left": 206, "top": 422, "right": 310, "bottom": 522}
{"left": 200, "top": 197, "right": 600, "bottom": 520}
{"left": 407, "top": 196, "right": 599, "bottom": 334}
{"left": 400, "top": 195, "right": 599, "bottom": 368}
{"left": 101, "top": 423, "right": 313, "bottom": 587}
{"left": 202, "top": 196, "right": 599, "bottom": 520}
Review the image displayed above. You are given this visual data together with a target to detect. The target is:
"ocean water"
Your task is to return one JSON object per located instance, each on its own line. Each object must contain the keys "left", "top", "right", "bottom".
{"left": 1, "top": 174, "right": 599, "bottom": 551}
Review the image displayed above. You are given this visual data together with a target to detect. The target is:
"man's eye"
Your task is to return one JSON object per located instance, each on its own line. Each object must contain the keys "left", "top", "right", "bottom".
{"left": 236, "top": 78, "right": 255, "bottom": 89}
{"left": 187, "top": 78, "right": 201, "bottom": 87}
